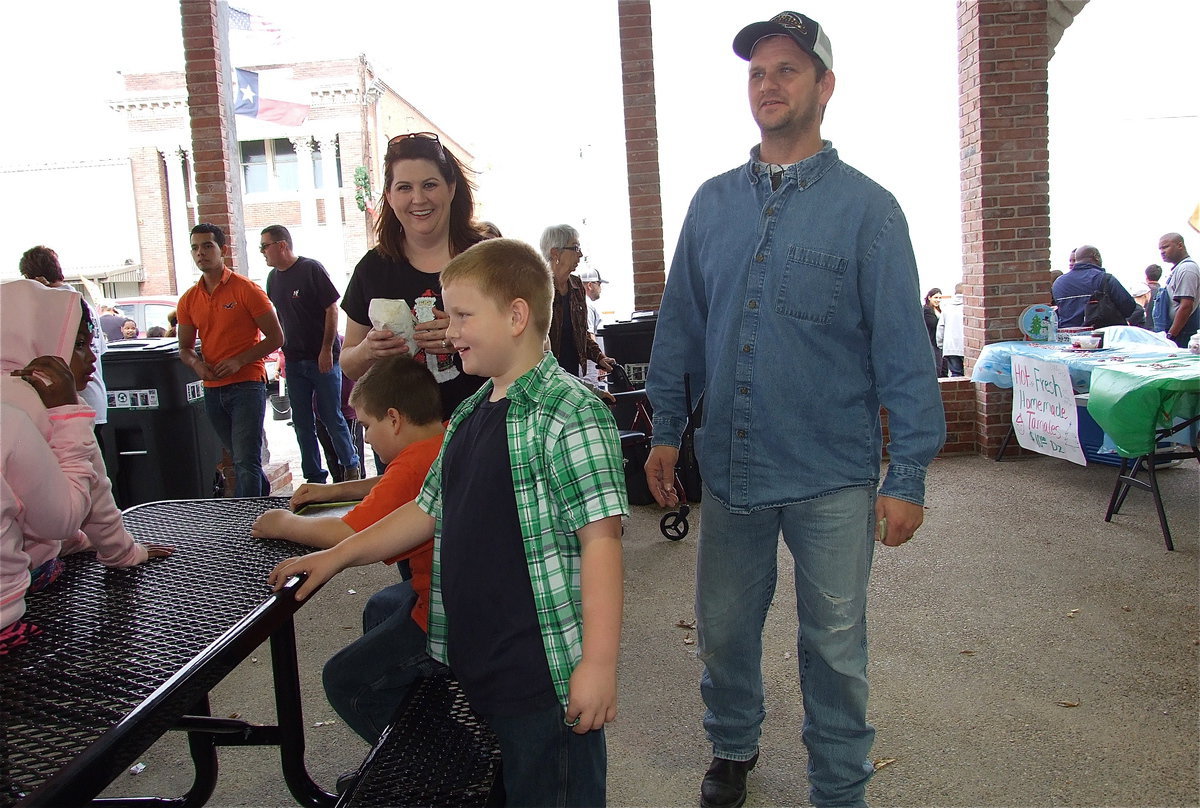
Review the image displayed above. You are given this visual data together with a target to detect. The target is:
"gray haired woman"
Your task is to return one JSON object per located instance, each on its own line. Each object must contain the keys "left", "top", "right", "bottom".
{"left": 539, "top": 224, "right": 614, "bottom": 379}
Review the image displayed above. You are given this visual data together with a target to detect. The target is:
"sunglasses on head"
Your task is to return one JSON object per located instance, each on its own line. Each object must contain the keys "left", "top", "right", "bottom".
{"left": 388, "top": 131, "right": 440, "bottom": 147}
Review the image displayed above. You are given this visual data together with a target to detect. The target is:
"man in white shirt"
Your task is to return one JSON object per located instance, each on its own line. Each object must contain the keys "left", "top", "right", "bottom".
{"left": 577, "top": 267, "right": 609, "bottom": 388}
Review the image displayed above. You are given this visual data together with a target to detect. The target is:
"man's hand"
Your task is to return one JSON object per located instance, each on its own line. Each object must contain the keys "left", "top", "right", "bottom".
{"left": 597, "top": 355, "right": 616, "bottom": 372}
{"left": 251, "top": 509, "right": 297, "bottom": 540}
{"left": 874, "top": 495, "right": 925, "bottom": 547}
{"left": 139, "top": 543, "right": 175, "bottom": 560}
{"left": 267, "top": 548, "right": 343, "bottom": 602}
{"left": 565, "top": 658, "right": 618, "bottom": 734}
{"left": 212, "top": 356, "right": 246, "bottom": 378}
{"left": 318, "top": 347, "right": 334, "bottom": 374}
{"left": 644, "top": 446, "right": 680, "bottom": 508}
{"left": 190, "top": 360, "right": 218, "bottom": 381}
{"left": 290, "top": 482, "right": 334, "bottom": 511}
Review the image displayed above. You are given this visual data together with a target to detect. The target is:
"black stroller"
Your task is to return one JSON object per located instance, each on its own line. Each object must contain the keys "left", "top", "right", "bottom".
{"left": 607, "top": 367, "right": 701, "bottom": 541}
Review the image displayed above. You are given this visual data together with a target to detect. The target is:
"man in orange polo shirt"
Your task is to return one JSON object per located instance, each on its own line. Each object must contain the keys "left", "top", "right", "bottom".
{"left": 177, "top": 223, "right": 284, "bottom": 496}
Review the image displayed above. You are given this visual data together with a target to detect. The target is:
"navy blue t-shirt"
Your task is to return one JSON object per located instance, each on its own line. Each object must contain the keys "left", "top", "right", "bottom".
{"left": 439, "top": 397, "right": 557, "bottom": 716}
{"left": 266, "top": 257, "right": 339, "bottom": 363}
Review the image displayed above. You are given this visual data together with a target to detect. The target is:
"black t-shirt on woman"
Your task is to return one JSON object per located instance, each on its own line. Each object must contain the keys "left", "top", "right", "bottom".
{"left": 342, "top": 249, "right": 485, "bottom": 420}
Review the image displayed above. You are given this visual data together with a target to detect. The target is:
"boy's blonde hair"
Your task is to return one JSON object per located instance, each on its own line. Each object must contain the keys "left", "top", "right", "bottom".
{"left": 440, "top": 238, "right": 553, "bottom": 337}
{"left": 349, "top": 356, "right": 443, "bottom": 424}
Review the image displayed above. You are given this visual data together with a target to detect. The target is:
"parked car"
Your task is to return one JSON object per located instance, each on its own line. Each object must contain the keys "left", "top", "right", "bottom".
{"left": 113, "top": 296, "right": 177, "bottom": 337}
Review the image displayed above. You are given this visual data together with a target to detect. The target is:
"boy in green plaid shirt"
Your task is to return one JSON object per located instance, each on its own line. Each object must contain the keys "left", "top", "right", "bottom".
{"left": 271, "top": 238, "right": 627, "bottom": 806}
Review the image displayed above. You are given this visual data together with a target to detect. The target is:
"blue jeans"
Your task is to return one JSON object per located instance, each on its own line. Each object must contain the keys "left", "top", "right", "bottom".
{"left": 203, "top": 380, "right": 269, "bottom": 497}
{"left": 482, "top": 704, "right": 606, "bottom": 808}
{"left": 322, "top": 581, "right": 446, "bottom": 744}
{"left": 286, "top": 359, "right": 359, "bottom": 483}
{"left": 696, "top": 484, "right": 876, "bottom": 808}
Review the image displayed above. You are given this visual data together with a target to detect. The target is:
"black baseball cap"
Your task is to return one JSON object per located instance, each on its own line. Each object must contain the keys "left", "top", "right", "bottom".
{"left": 733, "top": 11, "right": 833, "bottom": 70}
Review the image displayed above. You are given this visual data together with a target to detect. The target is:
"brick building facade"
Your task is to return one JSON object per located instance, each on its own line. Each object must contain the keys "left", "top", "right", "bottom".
{"left": 112, "top": 55, "right": 472, "bottom": 296}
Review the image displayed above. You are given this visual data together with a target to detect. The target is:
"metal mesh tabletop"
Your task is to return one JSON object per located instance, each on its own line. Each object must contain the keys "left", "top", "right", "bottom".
{"left": 0, "top": 497, "right": 306, "bottom": 806}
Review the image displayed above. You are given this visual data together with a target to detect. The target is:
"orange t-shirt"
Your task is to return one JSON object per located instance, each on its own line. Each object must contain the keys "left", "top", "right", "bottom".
{"left": 176, "top": 268, "right": 274, "bottom": 387}
{"left": 341, "top": 432, "right": 444, "bottom": 631}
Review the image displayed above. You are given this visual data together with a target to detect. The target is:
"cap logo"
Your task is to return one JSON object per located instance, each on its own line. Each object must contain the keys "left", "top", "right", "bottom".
{"left": 771, "top": 12, "right": 807, "bottom": 34}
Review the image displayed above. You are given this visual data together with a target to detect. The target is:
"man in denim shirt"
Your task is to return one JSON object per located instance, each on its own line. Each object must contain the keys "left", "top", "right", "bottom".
{"left": 644, "top": 12, "right": 945, "bottom": 808}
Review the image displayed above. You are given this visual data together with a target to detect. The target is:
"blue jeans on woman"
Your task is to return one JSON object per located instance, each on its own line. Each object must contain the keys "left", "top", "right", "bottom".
{"left": 203, "top": 380, "right": 269, "bottom": 497}
{"left": 696, "top": 484, "right": 877, "bottom": 808}
{"left": 286, "top": 359, "right": 359, "bottom": 483}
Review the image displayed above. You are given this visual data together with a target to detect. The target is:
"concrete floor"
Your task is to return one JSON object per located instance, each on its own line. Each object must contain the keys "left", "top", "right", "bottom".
{"left": 98, "top": 417, "right": 1199, "bottom": 807}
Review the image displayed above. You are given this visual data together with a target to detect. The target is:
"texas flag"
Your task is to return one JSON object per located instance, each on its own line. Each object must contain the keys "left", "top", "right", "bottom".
{"left": 233, "top": 68, "right": 309, "bottom": 127}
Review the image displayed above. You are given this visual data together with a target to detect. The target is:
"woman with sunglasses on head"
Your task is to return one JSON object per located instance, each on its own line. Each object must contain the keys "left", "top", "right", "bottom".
{"left": 340, "top": 133, "right": 489, "bottom": 419}
{"left": 540, "top": 224, "right": 615, "bottom": 381}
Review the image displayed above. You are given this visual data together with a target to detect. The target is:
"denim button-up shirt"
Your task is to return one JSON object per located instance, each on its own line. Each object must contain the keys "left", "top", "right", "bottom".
{"left": 646, "top": 142, "right": 946, "bottom": 513}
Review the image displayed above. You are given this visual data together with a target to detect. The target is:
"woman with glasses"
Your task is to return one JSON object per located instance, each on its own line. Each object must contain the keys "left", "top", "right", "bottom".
{"left": 340, "top": 133, "right": 488, "bottom": 419}
{"left": 539, "top": 224, "right": 615, "bottom": 380}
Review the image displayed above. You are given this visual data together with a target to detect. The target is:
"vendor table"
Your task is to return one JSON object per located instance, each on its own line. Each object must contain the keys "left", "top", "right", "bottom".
{"left": 972, "top": 340, "right": 1191, "bottom": 462}
{"left": 971, "top": 340, "right": 1184, "bottom": 394}
{"left": 0, "top": 497, "right": 334, "bottom": 808}
{"left": 1087, "top": 355, "right": 1200, "bottom": 550}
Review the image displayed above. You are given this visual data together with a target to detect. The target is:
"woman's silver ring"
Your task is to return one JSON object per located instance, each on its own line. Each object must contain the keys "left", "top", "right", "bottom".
{"left": 442, "top": 339, "right": 448, "bottom": 348}
{"left": 564, "top": 716, "right": 581, "bottom": 727}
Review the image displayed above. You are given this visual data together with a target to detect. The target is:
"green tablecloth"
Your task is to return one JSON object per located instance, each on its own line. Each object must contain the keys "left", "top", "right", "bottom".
{"left": 1086, "top": 356, "right": 1200, "bottom": 457}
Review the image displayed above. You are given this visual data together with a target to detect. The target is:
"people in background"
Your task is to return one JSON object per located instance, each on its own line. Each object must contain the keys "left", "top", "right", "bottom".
{"left": 165, "top": 310, "right": 178, "bottom": 338}
{"left": 268, "top": 239, "right": 626, "bottom": 806}
{"left": 146, "top": 326, "right": 167, "bottom": 338}
{"left": 1126, "top": 284, "right": 1149, "bottom": 328}
{"left": 176, "top": 223, "right": 284, "bottom": 497}
{"left": 252, "top": 356, "right": 446, "bottom": 746}
{"left": 262, "top": 224, "right": 360, "bottom": 485}
{"left": 119, "top": 319, "right": 138, "bottom": 340}
{"left": 578, "top": 267, "right": 610, "bottom": 388}
{"left": 1154, "top": 232, "right": 1199, "bottom": 348}
{"left": 937, "top": 283, "right": 966, "bottom": 377}
{"left": 99, "top": 303, "right": 127, "bottom": 343}
{"left": 540, "top": 224, "right": 614, "bottom": 380}
{"left": 643, "top": 12, "right": 945, "bottom": 807}
{"left": 339, "top": 132, "right": 487, "bottom": 420}
{"left": 922, "top": 287, "right": 943, "bottom": 376}
{"left": 1050, "top": 244, "right": 1136, "bottom": 328}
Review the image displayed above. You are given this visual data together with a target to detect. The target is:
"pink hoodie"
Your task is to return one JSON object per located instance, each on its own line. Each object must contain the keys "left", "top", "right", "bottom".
{"left": 0, "top": 279, "right": 148, "bottom": 597}
{"left": 1, "top": 402, "right": 98, "bottom": 626}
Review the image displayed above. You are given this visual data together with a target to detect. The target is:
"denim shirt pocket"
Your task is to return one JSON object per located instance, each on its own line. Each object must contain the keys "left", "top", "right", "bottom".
{"left": 775, "top": 247, "right": 849, "bottom": 325}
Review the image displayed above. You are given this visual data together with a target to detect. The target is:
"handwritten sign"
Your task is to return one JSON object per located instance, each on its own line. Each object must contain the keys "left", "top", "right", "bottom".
{"left": 1010, "top": 355, "right": 1086, "bottom": 465}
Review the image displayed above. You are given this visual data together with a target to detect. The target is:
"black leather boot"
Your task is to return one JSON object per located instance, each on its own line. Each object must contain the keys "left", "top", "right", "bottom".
{"left": 700, "top": 752, "right": 759, "bottom": 808}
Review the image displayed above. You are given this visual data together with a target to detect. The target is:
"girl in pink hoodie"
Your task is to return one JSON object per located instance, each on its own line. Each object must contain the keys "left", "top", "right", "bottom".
{"left": 1, "top": 280, "right": 172, "bottom": 650}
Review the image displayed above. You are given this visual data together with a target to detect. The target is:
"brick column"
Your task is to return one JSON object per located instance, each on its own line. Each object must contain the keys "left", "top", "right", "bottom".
{"left": 958, "top": 0, "right": 1053, "bottom": 455}
{"left": 181, "top": 0, "right": 248, "bottom": 273}
{"left": 617, "top": 0, "right": 666, "bottom": 312}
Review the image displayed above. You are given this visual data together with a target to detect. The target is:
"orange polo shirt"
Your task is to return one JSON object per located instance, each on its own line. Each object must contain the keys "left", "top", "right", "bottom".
{"left": 176, "top": 268, "right": 274, "bottom": 387}
{"left": 341, "top": 432, "right": 444, "bottom": 632}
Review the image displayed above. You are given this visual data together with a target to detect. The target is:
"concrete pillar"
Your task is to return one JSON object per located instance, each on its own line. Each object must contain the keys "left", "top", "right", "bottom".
{"left": 163, "top": 146, "right": 194, "bottom": 294}
{"left": 958, "top": 0, "right": 1053, "bottom": 455}
{"left": 316, "top": 133, "right": 347, "bottom": 279}
{"left": 181, "top": 0, "right": 248, "bottom": 273}
{"left": 292, "top": 135, "right": 318, "bottom": 230}
{"left": 617, "top": 0, "right": 666, "bottom": 312}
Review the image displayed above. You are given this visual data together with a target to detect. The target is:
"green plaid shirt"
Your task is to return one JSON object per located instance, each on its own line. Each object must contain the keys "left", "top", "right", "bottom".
{"left": 417, "top": 353, "right": 628, "bottom": 708}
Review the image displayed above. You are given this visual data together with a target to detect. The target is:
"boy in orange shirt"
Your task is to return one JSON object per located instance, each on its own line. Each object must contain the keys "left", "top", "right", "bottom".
{"left": 252, "top": 356, "right": 444, "bottom": 742}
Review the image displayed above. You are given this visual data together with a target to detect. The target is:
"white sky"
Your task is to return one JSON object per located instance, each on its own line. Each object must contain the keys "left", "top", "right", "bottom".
{"left": 2, "top": 0, "right": 1196, "bottom": 317}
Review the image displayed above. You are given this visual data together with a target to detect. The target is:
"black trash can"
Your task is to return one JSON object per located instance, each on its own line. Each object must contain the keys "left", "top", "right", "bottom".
{"left": 598, "top": 312, "right": 657, "bottom": 389}
{"left": 100, "top": 339, "right": 224, "bottom": 508}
